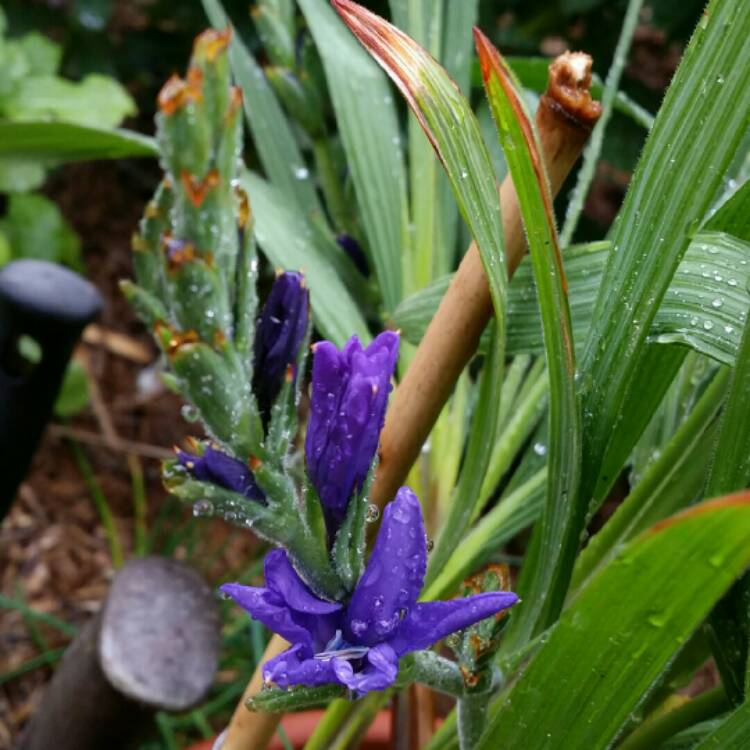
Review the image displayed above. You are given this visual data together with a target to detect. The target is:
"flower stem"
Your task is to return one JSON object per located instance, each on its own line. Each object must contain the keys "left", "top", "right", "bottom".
{"left": 457, "top": 688, "right": 492, "bottom": 750}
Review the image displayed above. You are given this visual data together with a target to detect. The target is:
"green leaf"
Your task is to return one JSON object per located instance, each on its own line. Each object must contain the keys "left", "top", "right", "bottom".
{"left": 298, "top": 0, "right": 409, "bottom": 311}
{"left": 422, "top": 467, "right": 546, "bottom": 601}
{"left": 474, "top": 32, "right": 581, "bottom": 645}
{"left": 572, "top": 366, "right": 729, "bottom": 592}
{"left": 693, "top": 700, "right": 750, "bottom": 749}
{"left": 241, "top": 171, "right": 369, "bottom": 347}
{"left": 0, "top": 193, "right": 81, "bottom": 269}
{"left": 706, "top": 313, "right": 750, "bottom": 499}
{"left": 248, "top": 684, "right": 345, "bottom": 713}
{"left": 54, "top": 361, "right": 90, "bottom": 418}
{"left": 333, "top": 0, "right": 507, "bottom": 345}
{"left": 478, "top": 494, "right": 750, "bottom": 749}
{"left": 2, "top": 74, "right": 136, "bottom": 129}
{"left": 15, "top": 32, "right": 62, "bottom": 76}
{"left": 394, "top": 232, "right": 750, "bottom": 368}
{"left": 0, "top": 121, "right": 157, "bottom": 162}
{"left": 706, "top": 179, "right": 750, "bottom": 242}
{"left": 578, "top": 0, "right": 750, "bottom": 511}
{"left": 558, "top": 0, "right": 645, "bottom": 245}
{"left": 201, "top": 0, "right": 323, "bottom": 220}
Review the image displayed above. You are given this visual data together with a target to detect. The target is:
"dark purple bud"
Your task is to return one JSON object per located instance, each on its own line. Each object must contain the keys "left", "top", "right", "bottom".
{"left": 252, "top": 271, "right": 309, "bottom": 423}
{"left": 336, "top": 234, "right": 369, "bottom": 276}
{"left": 305, "top": 331, "right": 399, "bottom": 532}
{"left": 177, "top": 445, "right": 265, "bottom": 502}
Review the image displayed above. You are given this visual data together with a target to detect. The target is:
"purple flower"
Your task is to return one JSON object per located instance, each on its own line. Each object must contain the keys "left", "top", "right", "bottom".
{"left": 178, "top": 445, "right": 264, "bottom": 502}
{"left": 221, "top": 487, "right": 518, "bottom": 694}
{"left": 305, "top": 331, "right": 399, "bottom": 531}
{"left": 252, "top": 271, "right": 309, "bottom": 422}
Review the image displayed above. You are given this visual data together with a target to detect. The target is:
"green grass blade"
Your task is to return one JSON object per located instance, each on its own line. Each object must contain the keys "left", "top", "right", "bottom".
{"left": 559, "top": 0, "right": 645, "bottom": 246}
{"left": 201, "top": 0, "right": 323, "bottom": 219}
{"left": 424, "top": 323, "right": 504, "bottom": 588}
{"left": 578, "top": 0, "right": 750, "bottom": 509}
{"left": 573, "top": 366, "right": 729, "bottom": 592}
{"left": 479, "top": 494, "right": 750, "bottom": 749}
{"left": 242, "top": 171, "right": 369, "bottom": 346}
{"left": 298, "top": 0, "right": 409, "bottom": 311}
{"left": 706, "top": 309, "right": 750, "bottom": 497}
{"left": 475, "top": 31, "right": 581, "bottom": 644}
{"left": 396, "top": 231, "right": 750, "bottom": 368}
{"left": 0, "top": 121, "right": 157, "bottom": 161}
{"left": 706, "top": 179, "right": 750, "bottom": 242}
{"left": 693, "top": 700, "right": 750, "bottom": 750}
{"left": 332, "top": 0, "right": 508, "bottom": 336}
{"left": 422, "top": 467, "right": 547, "bottom": 601}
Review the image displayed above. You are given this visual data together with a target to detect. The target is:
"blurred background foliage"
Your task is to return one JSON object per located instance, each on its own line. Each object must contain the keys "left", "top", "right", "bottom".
{"left": 0, "top": 1, "right": 718, "bottom": 747}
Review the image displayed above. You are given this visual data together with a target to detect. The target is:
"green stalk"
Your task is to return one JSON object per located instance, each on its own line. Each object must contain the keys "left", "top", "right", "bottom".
{"left": 458, "top": 689, "right": 492, "bottom": 750}
{"left": 328, "top": 692, "right": 392, "bottom": 750}
{"left": 312, "top": 137, "right": 353, "bottom": 235}
{"left": 616, "top": 687, "right": 729, "bottom": 750}
{"left": 302, "top": 699, "right": 356, "bottom": 750}
{"left": 68, "top": 439, "right": 124, "bottom": 568}
{"left": 559, "top": 0, "right": 645, "bottom": 246}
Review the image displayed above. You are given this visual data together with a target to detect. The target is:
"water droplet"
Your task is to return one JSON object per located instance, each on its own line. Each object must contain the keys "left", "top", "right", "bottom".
{"left": 533, "top": 442, "right": 547, "bottom": 457}
{"left": 181, "top": 404, "right": 200, "bottom": 422}
{"left": 716, "top": 74, "right": 725, "bottom": 85}
{"left": 647, "top": 611, "right": 666, "bottom": 628}
{"left": 294, "top": 166, "right": 310, "bottom": 180}
{"left": 365, "top": 504, "right": 380, "bottom": 523}
{"left": 728, "top": 278, "right": 738, "bottom": 287}
{"left": 193, "top": 499, "right": 214, "bottom": 517}
{"left": 711, "top": 298, "right": 723, "bottom": 308}
{"left": 703, "top": 320, "right": 714, "bottom": 331}
{"left": 724, "top": 325, "right": 735, "bottom": 334}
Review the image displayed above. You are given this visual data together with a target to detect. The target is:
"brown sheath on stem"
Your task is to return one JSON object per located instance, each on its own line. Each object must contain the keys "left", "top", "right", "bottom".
{"left": 218, "top": 44, "right": 600, "bottom": 750}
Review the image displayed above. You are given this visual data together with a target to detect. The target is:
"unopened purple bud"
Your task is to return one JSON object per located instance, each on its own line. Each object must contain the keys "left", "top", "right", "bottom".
{"left": 336, "top": 234, "right": 369, "bottom": 276}
{"left": 305, "top": 331, "right": 399, "bottom": 533}
{"left": 252, "top": 271, "right": 309, "bottom": 422}
{"left": 178, "top": 445, "right": 264, "bottom": 502}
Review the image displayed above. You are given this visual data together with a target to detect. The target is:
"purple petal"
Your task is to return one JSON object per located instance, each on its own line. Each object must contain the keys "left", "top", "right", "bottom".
{"left": 331, "top": 643, "right": 399, "bottom": 694}
{"left": 178, "top": 446, "right": 264, "bottom": 502}
{"left": 305, "top": 332, "right": 399, "bottom": 533}
{"left": 263, "top": 643, "right": 340, "bottom": 688}
{"left": 219, "top": 582, "right": 315, "bottom": 648}
{"left": 387, "top": 592, "right": 520, "bottom": 656}
{"left": 252, "top": 271, "right": 309, "bottom": 421}
{"left": 264, "top": 549, "right": 342, "bottom": 615}
{"left": 346, "top": 487, "right": 426, "bottom": 646}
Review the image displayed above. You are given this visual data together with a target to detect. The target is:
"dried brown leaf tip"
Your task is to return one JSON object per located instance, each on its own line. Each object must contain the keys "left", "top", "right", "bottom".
{"left": 193, "top": 27, "right": 232, "bottom": 62}
{"left": 158, "top": 67, "right": 203, "bottom": 115}
{"left": 181, "top": 169, "right": 220, "bottom": 208}
{"left": 234, "top": 185, "right": 252, "bottom": 229}
{"left": 331, "top": 0, "right": 441, "bottom": 158}
{"left": 547, "top": 52, "right": 602, "bottom": 128}
{"left": 162, "top": 234, "right": 214, "bottom": 272}
{"left": 154, "top": 322, "right": 200, "bottom": 357}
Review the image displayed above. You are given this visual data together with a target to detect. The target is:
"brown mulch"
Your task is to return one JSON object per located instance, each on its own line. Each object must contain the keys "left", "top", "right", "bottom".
{"left": 0, "top": 161, "right": 257, "bottom": 749}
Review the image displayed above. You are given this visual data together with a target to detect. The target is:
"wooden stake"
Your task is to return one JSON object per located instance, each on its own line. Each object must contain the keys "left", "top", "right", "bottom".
{"left": 219, "top": 51, "right": 601, "bottom": 750}
{"left": 20, "top": 557, "right": 221, "bottom": 750}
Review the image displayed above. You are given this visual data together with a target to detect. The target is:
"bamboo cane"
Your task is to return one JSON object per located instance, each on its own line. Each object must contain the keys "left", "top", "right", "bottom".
{"left": 219, "top": 51, "right": 601, "bottom": 750}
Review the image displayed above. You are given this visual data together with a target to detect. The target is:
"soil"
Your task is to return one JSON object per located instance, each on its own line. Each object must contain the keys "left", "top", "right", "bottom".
{"left": 0, "top": 160, "right": 258, "bottom": 749}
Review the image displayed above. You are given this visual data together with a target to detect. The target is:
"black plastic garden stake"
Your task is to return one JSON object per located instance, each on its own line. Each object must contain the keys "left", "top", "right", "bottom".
{"left": 0, "top": 259, "right": 102, "bottom": 519}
